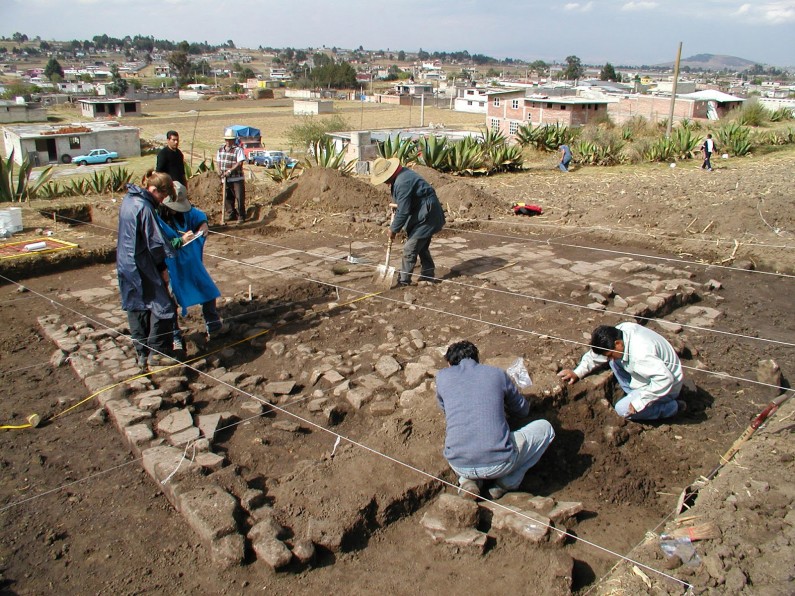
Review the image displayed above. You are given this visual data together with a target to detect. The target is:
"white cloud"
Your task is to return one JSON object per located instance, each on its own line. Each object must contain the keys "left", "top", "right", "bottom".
{"left": 621, "top": 1, "right": 658, "bottom": 10}
{"left": 564, "top": 2, "right": 594, "bottom": 12}
{"left": 733, "top": 1, "right": 795, "bottom": 23}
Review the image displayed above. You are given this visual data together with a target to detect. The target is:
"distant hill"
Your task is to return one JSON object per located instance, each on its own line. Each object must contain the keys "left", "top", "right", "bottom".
{"left": 657, "top": 53, "right": 759, "bottom": 71}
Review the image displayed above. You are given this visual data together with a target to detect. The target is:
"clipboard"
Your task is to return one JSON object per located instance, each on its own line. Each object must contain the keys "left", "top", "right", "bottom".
{"left": 181, "top": 230, "right": 206, "bottom": 248}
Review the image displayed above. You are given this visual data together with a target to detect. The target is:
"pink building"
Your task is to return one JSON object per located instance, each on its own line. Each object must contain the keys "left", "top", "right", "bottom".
{"left": 486, "top": 89, "right": 610, "bottom": 136}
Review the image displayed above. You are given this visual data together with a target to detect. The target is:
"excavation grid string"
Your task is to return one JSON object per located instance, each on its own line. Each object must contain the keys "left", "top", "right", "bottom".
{"left": 0, "top": 273, "right": 690, "bottom": 589}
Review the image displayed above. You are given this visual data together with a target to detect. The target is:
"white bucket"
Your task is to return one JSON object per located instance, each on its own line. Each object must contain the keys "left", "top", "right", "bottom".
{"left": 8, "top": 207, "right": 23, "bottom": 232}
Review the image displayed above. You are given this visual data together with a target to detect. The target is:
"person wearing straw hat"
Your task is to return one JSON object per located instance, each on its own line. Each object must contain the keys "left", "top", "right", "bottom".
{"left": 436, "top": 341, "right": 555, "bottom": 500}
{"left": 370, "top": 157, "right": 445, "bottom": 287}
{"left": 117, "top": 170, "right": 178, "bottom": 371}
{"left": 157, "top": 181, "right": 226, "bottom": 347}
{"left": 216, "top": 128, "right": 247, "bottom": 223}
{"left": 558, "top": 323, "right": 687, "bottom": 421}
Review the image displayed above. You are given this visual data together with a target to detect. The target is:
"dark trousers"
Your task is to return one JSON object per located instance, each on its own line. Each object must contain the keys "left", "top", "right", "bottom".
{"left": 173, "top": 299, "right": 222, "bottom": 342}
{"left": 400, "top": 235, "right": 435, "bottom": 284}
{"left": 224, "top": 180, "right": 246, "bottom": 221}
{"left": 127, "top": 310, "right": 173, "bottom": 359}
{"left": 702, "top": 152, "right": 712, "bottom": 170}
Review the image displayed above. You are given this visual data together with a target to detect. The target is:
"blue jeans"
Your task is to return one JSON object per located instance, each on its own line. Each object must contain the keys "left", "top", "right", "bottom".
{"left": 400, "top": 235, "right": 435, "bottom": 284}
{"left": 173, "top": 299, "right": 222, "bottom": 345}
{"left": 610, "top": 360, "right": 680, "bottom": 421}
{"left": 559, "top": 159, "right": 571, "bottom": 172}
{"left": 450, "top": 420, "right": 555, "bottom": 490}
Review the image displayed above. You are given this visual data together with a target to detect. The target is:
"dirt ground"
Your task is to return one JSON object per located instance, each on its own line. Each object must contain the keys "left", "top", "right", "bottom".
{"left": 1, "top": 147, "right": 794, "bottom": 594}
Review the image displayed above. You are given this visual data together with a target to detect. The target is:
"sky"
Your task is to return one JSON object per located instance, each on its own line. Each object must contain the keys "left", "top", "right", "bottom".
{"left": 2, "top": 0, "right": 794, "bottom": 67}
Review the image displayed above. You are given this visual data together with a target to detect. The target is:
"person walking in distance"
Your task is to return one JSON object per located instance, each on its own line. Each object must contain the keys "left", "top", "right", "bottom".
{"left": 370, "top": 157, "right": 445, "bottom": 286}
{"left": 216, "top": 128, "right": 246, "bottom": 223}
{"left": 701, "top": 133, "right": 716, "bottom": 172}
{"left": 558, "top": 143, "right": 572, "bottom": 172}
{"left": 156, "top": 130, "right": 186, "bottom": 186}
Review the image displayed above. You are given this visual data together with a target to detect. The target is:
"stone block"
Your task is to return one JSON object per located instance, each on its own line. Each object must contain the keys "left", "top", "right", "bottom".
{"left": 262, "top": 381, "right": 296, "bottom": 396}
{"left": 124, "top": 423, "right": 154, "bottom": 448}
{"left": 137, "top": 395, "right": 163, "bottom": 413}
{"left": 547, "top": 501, "right": 583, "bottom": 524}
{"left": 207, "top": 386, "right": 233, "bottom": 401}
{"left": 369, "top": 399, "right": 396, "bottom": 417}
{"left": 87, "top": 408, "right": 106, "bottom": 426}
{"left": 346, "top": 387, "right": 374, "bottom": 410}
{"left": 428, "top": 493, "right": 480, "bottom": 533}
{"left": 238, "top": 375, "right": 263, "bottom": 389}
{"left": 332, "top": 380, "right": 350, "bottom": 396}
{"left": 272, "top": 420, "right": 301, "bottom": 432}
{"left": 158, "top": 376, "right": 188, "bottom": 394}
{"left": 105, "top": 399, "right": 152, "bottom": 429}
{"left": 356, "top": 374, "right": 386, "bottom": 392}
{"left": 292, "top": 539, "right": 316, "bottom": 564}
{"left": 375, "top": 355, "right": 401, "bottom": 379}
{"left": 177, "top": 485, "right": 239, "bottom": 543}
{"left": 50, "top": 349, "right": 69, "bottom": 368}
{"left": 307, "top": 398, "right": 328, "bottom": 412}
{"left": 197, "top": 413, "right": 222, "bottom": 442}
{"left": 168, "top": 426, "right": 201, "bottom": 447}
{"left": 240, "top": 488, "right": 266, "bottom": 511}
{"left": 141, "top": 445, "right": 198, "bottom": 486}
{"left": 220, "top": 371, "right": 247, "bottom": 385}
{"left": 195, "top": 452, "right": 226, "bottom": 472}
{"left": 444, "top": 529, "right": 487, "bottom": 553}
{"left": 239, "top": 400, "right": 264, "bottom": 417}
{"left": 157, "top": 409, "right": 194, "bottom": 435}
{"left": 249, "top": 518, "right": 286, "bottom": 542}
{"left": 404, "top": 363, "right": 430, "bottom": 388}
{"left": 210, "top": 533, "right": 245, "bottom": 570}
{"left": 252, "top": 536, "right": 293, "bottom": 570}
{"left": 322, "top": 370, "right": 345, "bottom": 385}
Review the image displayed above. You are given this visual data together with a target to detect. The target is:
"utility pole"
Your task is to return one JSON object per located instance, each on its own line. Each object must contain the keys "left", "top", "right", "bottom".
{"left": 666, "top": 42, "right": 683, "bottom": 138}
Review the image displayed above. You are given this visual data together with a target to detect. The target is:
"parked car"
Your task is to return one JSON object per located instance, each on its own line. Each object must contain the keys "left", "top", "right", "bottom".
{"left": 251, "top": 151, "right": 297, "bottom": 168}
{"left": 73, "top": 148, "right": 119, "bottom": 166}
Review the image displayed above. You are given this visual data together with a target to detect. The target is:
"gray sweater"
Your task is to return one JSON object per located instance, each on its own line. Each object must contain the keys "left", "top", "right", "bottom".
{"left": 436, "top": 358, "right": 529, "bottom": 468}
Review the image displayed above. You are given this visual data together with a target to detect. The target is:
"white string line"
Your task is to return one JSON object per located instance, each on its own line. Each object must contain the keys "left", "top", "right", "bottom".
{"left": 478, "top": 216, "right": 795, "bottom": 250}
{"left": 10, "top": 215, "right": 793, "bottom": 396}
{"left": 205, "top": 253, "right": 795, "bottom": 397}
{"left": 36, "top": 211, "right": 795, "bottom": 348}
{"left": 207, "top": 229, "right": 795, "bottom": 349}
{"left": 0, "top": 275, "right": 731, "bottom": 589}
{"left": 458, "top": 222, "right": 795, "bottom": 279}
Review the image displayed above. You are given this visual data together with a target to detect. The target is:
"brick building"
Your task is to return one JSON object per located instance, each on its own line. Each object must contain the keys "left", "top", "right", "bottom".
{"left": 486, "top": 89, "right": 610, "bottom": 136}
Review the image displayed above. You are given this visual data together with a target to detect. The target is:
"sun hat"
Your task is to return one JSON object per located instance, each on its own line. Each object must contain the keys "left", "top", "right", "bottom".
{"left": 162, "top": 181, "right": 191, "bottom": 212}
{"left": 223, "top": 127, "right": 237, "bottom": 140}
{"left": 370, "top": 157, "right": 401, "bottom": 185}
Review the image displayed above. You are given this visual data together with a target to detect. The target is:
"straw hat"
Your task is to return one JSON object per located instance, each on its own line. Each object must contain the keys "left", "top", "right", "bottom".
{"left": 223, "top": 127, "right": 237, "bottom": 140}
{"left": 370, "top": 157, "right": 401, "bottom": 185}
{"left": 162, "top": 181, "right": 191, "bottom": 212}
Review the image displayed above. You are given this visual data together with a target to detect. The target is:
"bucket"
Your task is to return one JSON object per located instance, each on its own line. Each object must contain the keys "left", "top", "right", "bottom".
{"left": 8, "top": 207, "right": 23, "bottom": 232}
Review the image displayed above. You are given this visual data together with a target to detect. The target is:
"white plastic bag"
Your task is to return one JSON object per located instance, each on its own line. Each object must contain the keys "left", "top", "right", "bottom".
{"left": 507, "top": 357, "right": 533, "bottom": 389}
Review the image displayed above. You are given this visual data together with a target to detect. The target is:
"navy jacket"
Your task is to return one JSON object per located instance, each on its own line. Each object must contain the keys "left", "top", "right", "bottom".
{"left": 389, "top": 168, "right": 445, "bottom": 239}
{"left": 116, "top": 184, "right": 175, "bottom": 319}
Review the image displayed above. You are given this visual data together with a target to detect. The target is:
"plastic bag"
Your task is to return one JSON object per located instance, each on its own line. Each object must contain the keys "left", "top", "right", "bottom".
{"left": 507, "top": 357, "right": 533, "bottom": 389}
{"left": 660, "top": 535, "right": 700, "bottom": 567}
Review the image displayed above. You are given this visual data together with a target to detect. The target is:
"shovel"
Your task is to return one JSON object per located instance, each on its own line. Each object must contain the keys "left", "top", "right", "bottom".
{"left": 221, "top": 176, "right": 226, "bottom": 226}
{"left": 373, "top": 208, "right": 397, "bottom": 288}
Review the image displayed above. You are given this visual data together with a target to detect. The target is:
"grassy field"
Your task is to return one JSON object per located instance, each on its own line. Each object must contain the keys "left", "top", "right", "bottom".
{"left": 40, "top": 97, "right": 486, "bottom": 182}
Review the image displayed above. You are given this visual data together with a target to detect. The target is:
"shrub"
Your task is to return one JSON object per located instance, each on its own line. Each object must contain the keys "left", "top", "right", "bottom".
{"left": 731, "top": 101, "right": 768, "bottom": 127}
{"left": 287, "top": 114, "right": 352, "bottom": 149}
{"left": 715, "top": 122, "right": 752, "bottom": 156}
{"left": 769, "top": 107, "right": 794, "bottom": 123}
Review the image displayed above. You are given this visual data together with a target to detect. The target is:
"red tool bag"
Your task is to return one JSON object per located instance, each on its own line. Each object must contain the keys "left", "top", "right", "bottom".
{"left": 511, "top": 203, "right": 543, "bottom": 216}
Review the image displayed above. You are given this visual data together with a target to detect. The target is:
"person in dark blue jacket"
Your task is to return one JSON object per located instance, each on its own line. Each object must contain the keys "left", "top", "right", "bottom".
{"left": 370, "top": 157, "right": 445, "bottom": 286}
{"left": 117, "top": 170, "right": 179, "bottom": 370}
{"left": 157, "top": 181, "right": 225, "bottom": 348}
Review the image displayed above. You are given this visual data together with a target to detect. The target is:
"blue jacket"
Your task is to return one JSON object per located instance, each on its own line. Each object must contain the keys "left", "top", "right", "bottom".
{"left": 157, "top": 207, "right": 221, "bottom": 315}
{"left": 116, "top": 184, "right": 175, "bottom": 319}
{"left": 389, "top": 168, "right": 445, "bottom": 239}
{"left": 436, "top": 358, "right": 529, "bottom": 468}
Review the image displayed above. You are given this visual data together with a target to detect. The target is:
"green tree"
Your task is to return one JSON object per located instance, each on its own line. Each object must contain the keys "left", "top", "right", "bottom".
{"left": 529, "top": 60, "right": 549, "bottom": 75}
{"left": 44, "top": 57, "right": 64, "bottom": 80}
{"left": 109, "top": 64, "right": 129, "bottom": 96}
{"left": 563, "top": 55, "right": 585, "bottom": 80}
{"left": 168, "top": 50, "right": 192, "bottom": 86}
{"left": 600, "top": 62, "right": 617, "bottom": 81}
{"left": 397, "top": 50, "right": 406, "bottom": 61}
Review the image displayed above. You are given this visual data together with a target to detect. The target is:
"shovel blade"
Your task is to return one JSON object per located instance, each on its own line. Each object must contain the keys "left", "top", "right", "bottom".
{"left": 373, "top": 264, "right": 396, "bottom": 287}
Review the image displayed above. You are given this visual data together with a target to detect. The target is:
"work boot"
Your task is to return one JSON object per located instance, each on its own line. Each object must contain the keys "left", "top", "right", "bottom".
{"left": 148, "top": 353, "right": 176, "bottom": 369}
{"left": 676, "top": 400, "right": 688, "bottom": 414}
{"left": 457, "top": 479, "right": 481, "bottom": 500}
{"left": 487, "top": 481, "right": 509, "bottom": 500}
{"left": 136, "top": 354, "right": 148, "bottom": 372}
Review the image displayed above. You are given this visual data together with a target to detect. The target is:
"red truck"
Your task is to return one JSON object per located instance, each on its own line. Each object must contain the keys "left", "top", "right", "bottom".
{"left": 225, "top": 125, "right": 263, "bottom": 162}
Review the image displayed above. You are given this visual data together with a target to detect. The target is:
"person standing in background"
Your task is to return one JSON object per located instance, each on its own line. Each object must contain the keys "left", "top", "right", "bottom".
{"left": 156, "top": 130, "right": 186, "bottom": 186}
{"left": 216, "top": 128, "right": 246, "bottom": 223}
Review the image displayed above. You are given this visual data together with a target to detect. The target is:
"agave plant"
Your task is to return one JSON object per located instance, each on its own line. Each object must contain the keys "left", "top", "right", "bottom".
{"left": 87, "top": 170, "right": 109, "bottom": 195}
{"left": 485, "top": 143, "right": 524, "bottom": 173}
{"left": 37, "top": 181, "right": 66, "bottom": 199}
{"left": 0, "top": 150, "right": 55, "bottom": 202}
{"left": 513, "top": 122, "right": 540, "bottom": 148}
{"left": 378, "top": 135, "right": 418, "bottom": 163}
{"left": 187, "top": 157, "right": 216, "bottom": 178}
{"left": 768, "top": 107, "right": 794, "bottom": 123}
{"left": 264, "top": 161, "right": 302, "bottom": 183}
{"left": 446, "top": 136, "right": 487, "bottom": 175}
{"left": 417, "top": 135, "right": 450, "bottom": 171}
{"left": 109, "top": 167, "right": 134, "bottom": 193}
{"left": 716, "top": 122, "right": 752, "bottom": 156}
{"left": 304, "top": 137, "right": 355, "bottom": 173}
{"left": 479, "top": 127, "right": 507, "bottom": 153}
{"left": 671, "top": 127, "right": 700, "bottom": 159}
{"left": 67, "top": 177, "right": 90, "bottom": 196}
{"left": 644, "top": 137, "right": 677, "bottom": 162}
